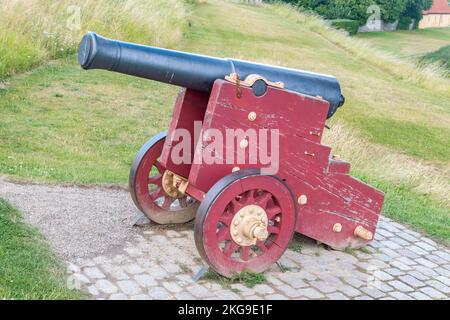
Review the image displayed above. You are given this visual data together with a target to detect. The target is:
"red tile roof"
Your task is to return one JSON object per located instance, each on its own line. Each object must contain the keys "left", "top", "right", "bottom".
{"left": 423, "top": 0, "right": 450, "bottom": 14}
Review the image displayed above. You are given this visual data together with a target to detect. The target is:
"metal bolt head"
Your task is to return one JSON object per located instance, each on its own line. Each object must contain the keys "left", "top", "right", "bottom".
{"left": 333, "top": 223, "right": 342, "bottom": 233}
{"left": 248, "top": 112, "right": 257, "bottom": 121}
{"left": 298, "top": 195, "right": 308, "bottom": 205}
{"left": 232, "top": 166, "right": 240, "bottom": 172}
{"left": 240, "top": 139, "right": 249, "bottom": 149}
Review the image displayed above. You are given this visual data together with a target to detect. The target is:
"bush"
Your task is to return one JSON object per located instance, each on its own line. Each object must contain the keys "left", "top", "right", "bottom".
{"left": 0, "top": 0, "right": 189, "bottom": 79}
{"left": 398, "top": 16, "right": 413, "bottom": 29}
{"left": 329, "top": 19, "right": 360, "bottom": 35}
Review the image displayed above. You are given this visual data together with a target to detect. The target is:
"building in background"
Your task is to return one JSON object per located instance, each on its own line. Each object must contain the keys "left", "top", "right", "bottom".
{"left": 419, "top": 0, "right": 450, "bottom": 28}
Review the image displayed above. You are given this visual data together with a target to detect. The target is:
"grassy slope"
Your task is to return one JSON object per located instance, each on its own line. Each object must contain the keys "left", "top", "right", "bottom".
{"left": 423, "top": 45, "right": 450, "bottom": 71}
{"left": 356, "top": 27, "right": 450, "bottom": 58}
{"left": 0, "top": 1, "right": 448, "bottom": 240}
{"left": 0, "top": 0, "right": 187, "bottom": 78}
{"left": 0, "top": 199, "right": 84, "bottom": 299}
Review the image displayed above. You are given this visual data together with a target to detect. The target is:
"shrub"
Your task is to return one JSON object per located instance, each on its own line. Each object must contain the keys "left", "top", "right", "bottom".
{"left": 398, "top": 16, "right": 413, "bottom": 29}
{"left": 329, "top": 19, "right": 360, "bottom": 35}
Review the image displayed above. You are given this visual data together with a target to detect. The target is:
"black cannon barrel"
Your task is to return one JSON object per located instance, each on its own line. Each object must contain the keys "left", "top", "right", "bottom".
{"left": 79, "top": 32, "right": 345, "bottom": 118}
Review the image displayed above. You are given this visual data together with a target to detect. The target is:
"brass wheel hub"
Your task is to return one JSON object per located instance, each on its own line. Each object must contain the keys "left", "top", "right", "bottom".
{"left": 230, "top": 205, "right": 269, "bottom": 246}
{"left": 162, "top": 170, "right": 184, "bottom": 198}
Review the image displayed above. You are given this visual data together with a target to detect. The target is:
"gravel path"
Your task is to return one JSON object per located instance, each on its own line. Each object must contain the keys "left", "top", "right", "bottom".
{"left": 0, "top": 177, "right": 139, "bottom": 260}
{"left": 1, "top": 176, "right": 449, "bottom": 300}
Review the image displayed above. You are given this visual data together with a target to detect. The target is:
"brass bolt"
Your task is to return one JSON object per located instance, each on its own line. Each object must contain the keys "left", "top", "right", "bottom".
{"left": 333, "top": 154, "right": 341, "bottom": 161}
{"left": 354, "top": 226, "right": 373, "bottom": 241}
{"left": 234, "top": 219, "right": 240, "bottom": 226}
{"left": 248, "top": 112, "right": 257, "bottom": 121}
{"left": 298, "top": 195, "right": 308, "bottom": 205}
{"left": 240, "top": 139, "right": 249, "bottom": 149}
{"left": 333, "top": 223, "right": 342, "bottom": 233}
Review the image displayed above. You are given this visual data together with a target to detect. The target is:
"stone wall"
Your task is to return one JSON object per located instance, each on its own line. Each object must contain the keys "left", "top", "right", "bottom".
{"left": 419, "top": 14, "right": 450, "bottom": 28}
{"left": 358, "top": 20, "right": 399, "bottom": 32}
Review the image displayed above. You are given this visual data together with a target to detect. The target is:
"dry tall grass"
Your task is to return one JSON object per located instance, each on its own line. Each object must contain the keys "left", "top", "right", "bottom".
{"left": 270, "top": 2, "right": 450, "bottom": 97}
{"left": 323, "top": 122, "right": 450, "bottom": 207}
{"left": 0, "top": 0, "right": 188, "bottom": 78}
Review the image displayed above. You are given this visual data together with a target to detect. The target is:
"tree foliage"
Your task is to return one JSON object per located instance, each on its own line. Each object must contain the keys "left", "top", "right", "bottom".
{"left": 277, "top": 0, "right": 434, "bottom": 26}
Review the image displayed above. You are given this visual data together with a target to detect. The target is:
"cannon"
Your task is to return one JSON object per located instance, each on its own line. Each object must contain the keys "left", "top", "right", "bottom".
{"left": 79, "top": 33, "right": 384, "bottom": 277}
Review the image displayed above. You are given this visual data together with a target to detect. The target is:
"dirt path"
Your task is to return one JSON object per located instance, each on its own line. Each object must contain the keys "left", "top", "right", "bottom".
{"left": 0, "top": 177, "right": 139, "bottom": 260}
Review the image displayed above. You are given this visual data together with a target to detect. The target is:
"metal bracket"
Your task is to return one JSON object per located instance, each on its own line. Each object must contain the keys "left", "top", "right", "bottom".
{"left": 225, "top": 73, "right": 285, "bottom": 89}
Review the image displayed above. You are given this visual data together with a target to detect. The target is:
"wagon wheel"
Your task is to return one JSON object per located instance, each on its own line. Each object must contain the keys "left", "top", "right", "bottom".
{"left": 129, "top": 131, "right": 198, "bottom": 224}
{"left": 194, "top": 170, "right": 297, "bottom": 277}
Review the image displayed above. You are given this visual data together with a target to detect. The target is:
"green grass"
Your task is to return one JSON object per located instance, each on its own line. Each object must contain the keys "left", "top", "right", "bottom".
{"left": 422, "top": 45, "right": 450, "bottom": 73}
{"left": 203, "top": 270, "right": 267, "bottom": 289}
{"left": 355, "top": 171, "right": 450, "bottom": 241}
{"left": 0, "top": 199, "right": 84, "bottom": 299}
{"left": 0, "top": 0, "right": 448, "bottom": 242}
{"left": 346, "top": 116, "right": 450, "bottom": 162}
{"left": 357, "top": 27, "right": 450, "bottom": 58}
{"left": 0, "top": 0, "right": 188, "bottom": 79}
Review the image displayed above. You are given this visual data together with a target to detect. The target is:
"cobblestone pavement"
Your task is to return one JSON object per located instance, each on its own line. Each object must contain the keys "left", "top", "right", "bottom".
{"left": 1, "top": 179, "right": 448, "bottom": 300}
{"left": 68, "top": 216, "right": 450, "bottom": 300}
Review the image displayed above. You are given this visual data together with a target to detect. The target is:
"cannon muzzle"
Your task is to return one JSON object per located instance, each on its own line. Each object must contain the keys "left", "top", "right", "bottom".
{"left": 79, "top": 32, "right": 345, "bottom": 118}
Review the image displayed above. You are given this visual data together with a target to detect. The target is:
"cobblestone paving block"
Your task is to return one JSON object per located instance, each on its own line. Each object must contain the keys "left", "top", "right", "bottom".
{"left": 327, "top": 292, "right": 349, "bottom": 300}
{"left": 426, "top": 280, "right": 450, "bottom": 295}
{"left": 361, "top": 287, "right": 386, "bottom": 299}
{"left": 148, "top": 287, "right": 173, "bottom": 300}
{"left": 117, "top": 280, "right": 142, "bottom": 296}
{"left": 83, "top": 267, "right": 106, "bottom": 279}
{"left": 419, "top": 287, "right": 447, "bottom": 300}
{"left": 95, "top": 279, "right": 118, "bottom": 294}
{"left": 389, "top": 280, "right": 414, "bottom": 293}
{"left": 398, "top": 275, "right": 426, "bottom": 288}
{"left": 389, "top": 291, "right": 413, "bottom": 300}
{"left": 265, "top": 294, "right": 288, "bottom": 300}
{"left": 110, "top": 293, "right": 128, "bottom": 300}
{"left": 134, "top": 274, "right": 157, "bottom": 288}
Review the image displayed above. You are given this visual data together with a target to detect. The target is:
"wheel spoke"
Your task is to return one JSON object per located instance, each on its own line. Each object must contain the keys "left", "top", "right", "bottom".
{"left": 154, "top": 161, "right": 164, "bottom": 174}
{"left": 256, "top": 192, "right": 272, "bottom": 208}
{"left": 268, "top": 225, "right": 280, "bottom": 234}
{"left": 148, "top": 173, "right": 162, "bottom": 186}
{"left": 161, "top": 196, "right": 175, "bottom": 209}
{"left": 219, "top": 213, "right": 234, "bottom": 227}
{"left": 231, "top": 198, "right": 244, "bottom": 213}
{"left": 244, "top": 190, "right": 256, "bottom": 205}
{"left": 216, "top": 228, "right": 231, "bottom": 242}
{"left": 224, "top": 241, "right": 239, "bottom": 257}
{"left": 240, "top": 246, "right": 250, "bottom": 261}
{"left": 266, "top": 206, "right": 281, "bottom": 219}
{"left": 256, "top": 241, "right": 269, "bottom": 253}
{"left": 150, "top": 187, "right": 164, "bottom": 200}
{"left": 179, "top": 197, "right": 188, "bottom": 208}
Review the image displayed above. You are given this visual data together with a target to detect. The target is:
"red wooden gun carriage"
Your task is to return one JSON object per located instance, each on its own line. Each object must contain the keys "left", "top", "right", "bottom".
{"left": 79, "top": 33, "right": 384, "bottom": 277}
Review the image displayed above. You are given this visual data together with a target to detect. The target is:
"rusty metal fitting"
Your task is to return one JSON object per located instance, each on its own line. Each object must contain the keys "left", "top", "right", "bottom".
{"left": 333, "top": 223, "right": 342, "bottom": 233}
{"left": 354, "top": 225, "right": 373, "bottom": 241}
